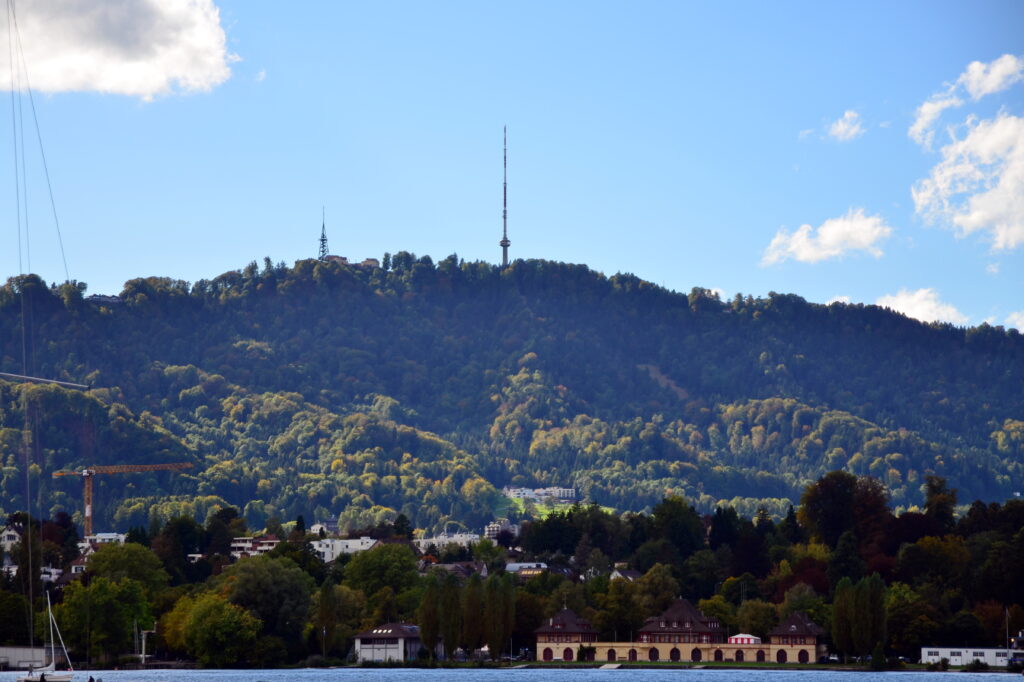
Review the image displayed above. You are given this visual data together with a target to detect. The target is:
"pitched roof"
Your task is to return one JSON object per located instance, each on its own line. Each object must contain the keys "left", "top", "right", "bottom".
{"left": 534, "top": 608, "right": 598, "bottom": 635}
{"left": 355, "top": 622, "right": 422, "bottom": 639}
{"left": 768, "top": 611, "right": 826, "bottom": 638}
{"left": 639, "top": 598, "right": 724, "bottom": 634}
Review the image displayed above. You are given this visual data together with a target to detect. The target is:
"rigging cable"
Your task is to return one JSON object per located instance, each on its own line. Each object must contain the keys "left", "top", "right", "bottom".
{"left": 10, "top": 1, "right": 68, "bottom": 280}
{"left": 6, "top": 0, "right": 32, "bottom": 651}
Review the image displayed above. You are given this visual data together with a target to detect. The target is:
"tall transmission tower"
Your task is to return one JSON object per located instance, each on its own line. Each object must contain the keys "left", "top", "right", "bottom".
{"left": 500, "top": 126, "right": 510, "bottom": 267}
{"left": 318, "top": 207, "right": 329, "bottom": 261}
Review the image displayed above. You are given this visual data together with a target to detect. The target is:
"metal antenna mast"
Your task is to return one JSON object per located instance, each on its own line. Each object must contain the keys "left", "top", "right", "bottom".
{"left": 318, "top": 206, "right": 328, "bottom": 261}
{"left": 500, "top": 126, "right": 510, "bottom": 267}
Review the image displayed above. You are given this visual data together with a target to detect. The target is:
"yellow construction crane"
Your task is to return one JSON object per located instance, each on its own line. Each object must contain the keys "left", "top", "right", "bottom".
{"left": 52, "top": 462, "right": 193, "bottom": 536}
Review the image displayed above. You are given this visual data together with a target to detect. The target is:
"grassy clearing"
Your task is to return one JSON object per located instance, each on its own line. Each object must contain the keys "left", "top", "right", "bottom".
{"left": 501, "top": 497, "right": 615, "bottom": 519}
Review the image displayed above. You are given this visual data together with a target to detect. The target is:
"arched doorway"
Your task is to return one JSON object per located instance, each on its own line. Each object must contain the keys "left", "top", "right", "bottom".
{"left": 670, "top": 647, "right": 680, "bottom": 662}
{"left": 691, "top": 648, "right": 702, "bottom": 662}
{"left": 736, "top": 650, "right": 745, "bottom": 662}
{"left": 563, "top": 648, "right": 574, "bottom": 662}
{"left": 628, "top": 649, "right": 638, "bottom": 662}
{"left": 756, "top": 650, "right": 765, "bottom": 662}
{"left": 798, "top": 649, "right": 809, "bottom": 664}
{"left": 608, "top": 649, "right": 617, "bottom": 662}
{"left": 543, "top": 648, "right": 553, "bottom": 662}
{"left": 649, "top": 647, "right": 659, "bottom": 661}
{"left": 777, "top": 649, "right": 788, "bottom": 663}
{"left": 714, "top": 649, "right": 723, "bottom": 662}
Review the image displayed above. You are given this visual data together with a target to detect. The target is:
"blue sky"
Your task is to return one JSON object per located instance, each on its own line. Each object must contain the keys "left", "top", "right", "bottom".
{"left": 1, "top": 1, "right": 1022, "bottom": 328}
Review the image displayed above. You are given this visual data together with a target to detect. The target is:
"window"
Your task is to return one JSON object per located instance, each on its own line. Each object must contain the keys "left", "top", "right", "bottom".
{"left": 950, "top": 651, "right": 961, "bottom": 657}
{"left": 996, "top": 652, "right": 1007, "bottom": 658}
{"left": 927, "top": 651, "right": 939, "bottom": 657}
{"left": 973, "top": 652, "right": 985, "bottom": 657}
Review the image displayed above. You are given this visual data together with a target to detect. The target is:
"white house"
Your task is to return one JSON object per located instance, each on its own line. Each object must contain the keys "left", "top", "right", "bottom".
{"left": 1, "top": 526, "right": 21, "bottom": 553}
{"left": 354, "top": 623, "right": 440, "bottom": 662}
{"left": 920, "top": 647, "right": 1023, "bottom": 667}
{"left": 310, "top": 536, "right": 379, "bottom": 563}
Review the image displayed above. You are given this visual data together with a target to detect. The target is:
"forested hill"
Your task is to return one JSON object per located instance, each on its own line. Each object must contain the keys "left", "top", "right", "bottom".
{"left": 1, "top": 255, "right": 1023, "bottom": 533}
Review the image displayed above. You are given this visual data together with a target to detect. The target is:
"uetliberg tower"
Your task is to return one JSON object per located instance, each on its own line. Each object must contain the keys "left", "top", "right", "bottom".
{"left": 318, "top": 207, "right": 328, "bottom": 261}
{"left": 500, "top": 126, "right": 510, "bottom": 267}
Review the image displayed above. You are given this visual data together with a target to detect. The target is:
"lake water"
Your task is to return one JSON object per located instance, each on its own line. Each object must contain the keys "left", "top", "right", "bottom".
{"left": 0, "top": 669, "right": 1015, "bottom": 682}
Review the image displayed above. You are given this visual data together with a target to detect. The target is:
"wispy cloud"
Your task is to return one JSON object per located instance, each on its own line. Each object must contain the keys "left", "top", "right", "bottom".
{"left": 0, "top": 0, "right": 236, "bottom": 100}
{"left": 827, "top": 295, "right": 851, "bottom": 304}
{"left": 828, "top": 110, "right": 865, "bottom": 142}
{"left": 1006, "top": 311, "right": 1024, "bottom": 330}
{"left": 909, "top": 54, "right": 1023, "bottom": 149}
{"left": 762, "top": 208, "right": 892, "bottom": 265}
{"left": 256, "top": 68, "right": 267, "bottom": 83}
{"left": 876, "top": 288, "right": 968, "bottom": 325}
{"left": 909, "top": 96, "right": 962, "bottom": 148}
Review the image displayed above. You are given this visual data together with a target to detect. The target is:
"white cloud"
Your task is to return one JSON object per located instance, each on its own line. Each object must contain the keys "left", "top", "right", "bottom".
{"left": 1, "top": 0, "right": 235, "bottom": 100}
{"left": 827, "top": 295, "right": 851, "bottom": 305}
{"left": 255, "top": 68, "right": 266, "bottom": 83}
{"left": 909, "top": 96, "right": 962, "bottom": 148}
{"left": 828, "top": 110, "right": 865, "bottom": 142}
{"left": 1006, "top": 311, "right": 1024, "bottom": 330}
{"left": 876, "top": 288, "right": 968, "bottom": 325}
{"left": 798, "top": 128, "right": 814, "bottom": 141}
{"left": 761, "top": 208, "right": 893, "bottom": 265}
{"left": 909, "top": 54, "right": 1023, "bottom": 148}
{"left": 987, "top": 263, "right": 1000, "bottom": 274}
{"left": 912, "top": 112, "right": 1024, "bottom": 250}
{"left": 959, "top": 54, "right": 1024, "bottom": 100}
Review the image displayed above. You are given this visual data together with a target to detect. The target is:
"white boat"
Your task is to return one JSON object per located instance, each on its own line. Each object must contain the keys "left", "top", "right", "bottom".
{"left": 18, "top": 592, "right": 74, "bottom": 682}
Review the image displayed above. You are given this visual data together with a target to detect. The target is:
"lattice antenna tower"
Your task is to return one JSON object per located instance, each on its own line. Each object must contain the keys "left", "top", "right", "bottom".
{"left": 318, "top": 206, "right": 328, "bottom": 261}
{"left": 500, "top": 126, "right": 510, "bottom": 267}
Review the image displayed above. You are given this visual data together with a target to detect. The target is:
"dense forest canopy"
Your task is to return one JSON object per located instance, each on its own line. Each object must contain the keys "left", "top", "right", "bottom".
{"left": 1, "top": 255, "right": 1022, "bottom": 532}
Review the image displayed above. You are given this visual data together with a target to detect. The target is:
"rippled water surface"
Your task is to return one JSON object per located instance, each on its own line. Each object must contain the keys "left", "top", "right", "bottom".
{"left": 0, "top": 668, "right": 1014, "bottom": 682}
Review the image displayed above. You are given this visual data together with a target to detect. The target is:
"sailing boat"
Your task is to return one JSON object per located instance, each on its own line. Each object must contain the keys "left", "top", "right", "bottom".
{"left": 18, "top": 592, "right": 74, "bottom": 682}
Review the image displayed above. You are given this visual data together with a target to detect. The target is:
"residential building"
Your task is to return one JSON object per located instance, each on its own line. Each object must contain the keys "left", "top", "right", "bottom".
{"left": 506, "top": 561, "right": 547, "bottom": 580}
{"left": 413, "top": 532, "right": 480, "bottom": 552}
{"left": 609, "top": 568, "right": 642, "bottom": 582}
{"left": 424, "top": 561, "right": 489, "bottom": 580}
{"left": 920, "top": 647, "right": 1024, "bottom": 667}
{"left": 484, "top": 519, "right": 517, "bottom": 541}
{"left": 1, "top": 526, "right": 20, "bottom": 553}
{"left": 354, "top": 623, "right": 440, "bottom": 662}
{"left": 229, "top": 534, "right": 281, "bottom": 560}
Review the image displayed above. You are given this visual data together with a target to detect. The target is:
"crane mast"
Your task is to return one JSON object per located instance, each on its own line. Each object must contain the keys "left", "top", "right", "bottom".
{"left": 53, "top": 462, "right": 193, "bottom": 536}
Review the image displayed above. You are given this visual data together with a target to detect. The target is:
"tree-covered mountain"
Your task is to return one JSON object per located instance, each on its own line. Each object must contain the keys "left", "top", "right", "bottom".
{"left": 1, "top": 255, "right": 1022, "bottom": 532}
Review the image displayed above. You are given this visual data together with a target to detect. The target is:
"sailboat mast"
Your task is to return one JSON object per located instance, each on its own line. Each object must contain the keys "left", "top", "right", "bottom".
{"left": 47, "top": 591, "right": 55, "bottom": 666}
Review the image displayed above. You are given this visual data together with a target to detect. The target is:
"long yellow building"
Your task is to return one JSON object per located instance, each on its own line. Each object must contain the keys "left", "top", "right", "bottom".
{"left": 535, "top": 600, "right": 828, "bottom": 664}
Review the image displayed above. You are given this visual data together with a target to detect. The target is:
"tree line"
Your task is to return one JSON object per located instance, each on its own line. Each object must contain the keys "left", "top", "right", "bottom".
{"left": 2, "top": 470, "right": 1022, "bottom": 666}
